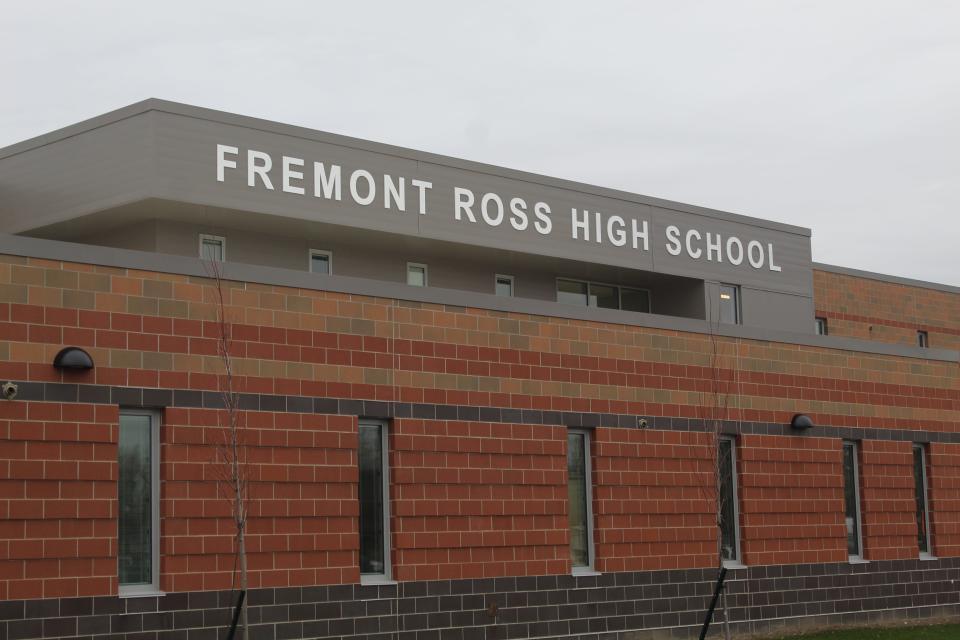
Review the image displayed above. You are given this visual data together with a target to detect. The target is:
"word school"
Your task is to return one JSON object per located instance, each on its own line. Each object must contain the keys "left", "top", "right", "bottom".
{"left": 216, "top": 145, "right": 782, "bottom": 271}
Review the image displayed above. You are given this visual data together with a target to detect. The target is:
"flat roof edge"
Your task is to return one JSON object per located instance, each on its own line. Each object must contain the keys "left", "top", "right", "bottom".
{"left": 1, "top": 233, "right": 953, "bottom": 363}
{"left": 814, "top": 262, "right": 960, "bottom": 294}
{"left": 0, "top": 98, "right": 811, "bottom": 237}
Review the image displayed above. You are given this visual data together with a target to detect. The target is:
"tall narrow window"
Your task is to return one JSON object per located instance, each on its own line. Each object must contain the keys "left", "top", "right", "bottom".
{"left": 815, "top": 317, "right": 828, "bottom": 335}
{"left": 718, "top": 436, "right": 741, "bottom": 565}
{"left": 718, "top": 285, "right": 740, "bottom": 325}
{"left": 118, "top": 410, "right": 160, "bottom": 595}
{"left": 913, "top": 444, "right": 932, "bottom": 557}
{"left": 406, "top": 263, "right": 427, "bottom": 287}
{"left": 495, "top": 275, "right": 514, "bottom": 297}
{"left": 359, "top": 420, "right": 390, "bottom": 581}
{"left": 199, "top": 234, "right": 225, "bottom": 262}
{"left": 567, "top": 429, "right": 594, "bottom": 572}
{"left": 842, "top": 441, "right": 864, "bottom": 561}
{"left": 309, "top": 249, "right": 332, "bottom": 274}
{"left": 917, "top": 331, "right": 929, "bottom": 348}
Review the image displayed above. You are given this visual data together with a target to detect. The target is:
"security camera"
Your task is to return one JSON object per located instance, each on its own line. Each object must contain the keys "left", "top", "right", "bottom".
{"left": 1, "top": 382, "right": 17, "bottom": 400}
{"left": 637, "top": 417, "right": 648, "bottom": 429}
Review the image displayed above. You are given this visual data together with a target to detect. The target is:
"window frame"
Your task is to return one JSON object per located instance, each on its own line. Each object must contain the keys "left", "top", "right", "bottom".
{"left": 718, "top": 435, "right": 743, "bottom": 568}
{"left": 815, "top": 317, "right": 828, "bottom": 336}
{"left": 555, "top": 277, "right": 652, "bottom": 313}
{"left": 718, "top": 284, "right": 741, "bottom": 325}
{"left": 406, "top": 262, "right": 428, "bottom": 287}
{"left": 308, "top": 249, "right": 333, "bottom": 275}
{"left": 842, "top": 440, "right": 865, "bottom": 562}
{"left": 913, "top": 443, "right": 934, "bottom": 558}
{"left": 567, "top": 428, "right": 596, "bottom": 574}
{"left": 917, "top": 331, "right": 929, "bottom": 348}
{"left": 495, "top": 274, "right": 515, "bottom": 297}
{"left": 358, "top": 419, "right": 392, "bottom": 584}
{"left": 198, "top": 234, "right": 226, "bottom": 262}
{"left": 118, "top": 408, "right": 162, "bottom": 597}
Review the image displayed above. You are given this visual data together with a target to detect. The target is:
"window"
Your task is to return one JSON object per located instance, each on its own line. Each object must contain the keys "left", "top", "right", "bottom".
{"left": 309, "top": 249, "right": 332, "bottom": 274}
{"left": 406, "top": 263, "right": 427, "bottom": 287}
{"left": 359, "top": 420, "right": 390, "bottom": 581}
{"left": 556, "top": 279, "right": 651, "bottom": 313}
{"left": 917, "top": 331, "right": 929, "bottom": 348}
{"left": 718, "top": 436, "right": 741, "bottom": 565}
{"left": 815, "top": 317, "right": 828, "bottom": 336}
{"left": 567, "top": 429, "right": 594, "bottom": 572}
{"left": 718, "top": 284, "right": 740, "bottom": 325}
{"left": 495, "top": 275, "right": 514, "bottom": 297}
{"left": 118, "top": 410, "right": 160, "bottom": 595}
{"left": 842, "top": 441, "right": 864, "bottom": 561}
{"left": 913, "top": 444, "right": 933, "bottom": 557}
{"left": 199, "top": 234, "right": 225, "bottom": 262}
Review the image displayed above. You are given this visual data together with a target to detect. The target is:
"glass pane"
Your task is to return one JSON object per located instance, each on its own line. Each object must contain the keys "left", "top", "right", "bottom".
{"left": 568, "top": 432, "right": 589, "bottom": 567}
{"left": 201, "top": 239, "right": 223, "bottom": 262}
{"left": 359, "top": 424, "right": 385, "bottom": 574}
{"left": 407, "top": 266, "right": 426, "bottom": 287}
{"left": 719, "top": 285, "right": 738, "bottom": 324}
{"left": 914, "top": 446, "right": 929, "bottom": 553}
{"left": 557, "top": 280, "right": 588, "bottom": 306}
{"left": 119, "top": 413, "right": 153, "bottom": 586}
{"left": 311, "top": 254, "right": 330, "bottom": 274}
{"left": 495, "top": 277, "right": 513, "bottom": 297}
{"left": 588, "top": 284, "right": 618, "bottom": 309}
{"left": 621, "top": 288, "right": 650, "bottom": 313}
{"left": 718, "top": 439, "right": 738, "bottom": 562}
{"left": 843, "top": 443, "right": 861, "bottom": 556}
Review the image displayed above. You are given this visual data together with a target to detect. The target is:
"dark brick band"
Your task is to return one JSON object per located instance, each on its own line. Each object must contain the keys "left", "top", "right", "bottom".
{"left": 7, "top": 380, "right": 956, "bottom": 444}
{"left": 1, "top": 558, "right": 959, "bottom": 640}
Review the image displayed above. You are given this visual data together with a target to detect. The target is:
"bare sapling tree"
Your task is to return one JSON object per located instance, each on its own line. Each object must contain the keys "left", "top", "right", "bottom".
{"left": 206, "top": 259, "right": 250, "bottom": 640}
{"left": 696, "top": 289, "right": 741, "bottom": 640}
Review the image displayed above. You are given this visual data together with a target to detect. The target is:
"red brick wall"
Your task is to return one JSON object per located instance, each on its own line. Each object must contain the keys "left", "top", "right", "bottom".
{"left": 813, "top": 269, "right": 960, "bottom": 350}
{"left": 859, "top": 440, "right": 917, "bottom": 561}
{"left": 0, "top": 254, "right": 957, "bottom": 600}
{"left": 592, "top": 428, "right": 715, "bottom": 572}
{"left": 391, "top": 419, "right": 568, "bottom": 581}
{"left": 739, "top": 435, "right": 847, "bottom": 566}
{"left": 928, "top": 442, "right": 960, "bottom": 558}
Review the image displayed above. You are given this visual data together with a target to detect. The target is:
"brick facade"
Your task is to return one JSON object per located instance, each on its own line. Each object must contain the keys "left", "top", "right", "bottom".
{"left": 1, "top": 254, "right": 958, "bottom": 638}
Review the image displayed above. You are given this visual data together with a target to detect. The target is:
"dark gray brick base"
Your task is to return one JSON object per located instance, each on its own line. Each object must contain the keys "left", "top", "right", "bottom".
{"left": 2, "top": 558, "right": 959, "bottom": 639}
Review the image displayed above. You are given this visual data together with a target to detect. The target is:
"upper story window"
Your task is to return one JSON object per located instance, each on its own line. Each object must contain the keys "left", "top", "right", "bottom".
{"left": 199, "top": 234, "right": 225, "bottom": 262}
{"left": 556, "top": 279, "right": 650, "bottom": 313}
{"left": 495, "top": 274, "right": 514, "bottom": 297}
{"left": 719, "top": 284, "right": 740, "bottom": 325}
{"left": 407, "top": 263, "right": 428, "bottom": 287}
{"left": 917, "top": 331, "right": 929, "bottom": 348}
{"left": 815, "top": 317, "right": 828, "bottom": 336}
{"left": 309, "top": 249, "right": 332, "bottom": 274}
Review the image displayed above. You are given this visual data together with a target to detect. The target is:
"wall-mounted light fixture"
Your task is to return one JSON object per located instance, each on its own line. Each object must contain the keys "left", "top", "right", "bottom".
{"left": 53, "top": 347, "right": 94, "bottom": 370}
{"left": 790, "top": 414, "right": 814, "bottom": 430}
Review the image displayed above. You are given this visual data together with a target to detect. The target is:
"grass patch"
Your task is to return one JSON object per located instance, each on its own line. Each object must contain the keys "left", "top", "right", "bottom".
{"left": 772, "top": 622, "right": 960, "bottom": 639}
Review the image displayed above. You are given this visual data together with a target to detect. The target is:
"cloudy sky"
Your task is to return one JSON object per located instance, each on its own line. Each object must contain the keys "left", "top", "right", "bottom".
{"left": 2, "top": 2, "right": 957, "bottom": 285}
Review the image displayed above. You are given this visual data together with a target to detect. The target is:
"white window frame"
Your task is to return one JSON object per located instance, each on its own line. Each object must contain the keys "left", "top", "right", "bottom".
{"left": 118, "top": 409, "right": 162, "bottom": 597}
{"left": 308, "top": 249, "right": 333, "bottom": 274}
{"left": 815, "top": 317, "right": 828, "bottom": 336}
{"left": 914, "top": 444, "right": 934, "bottom": 559}
{"left": 568, "top": 428, "right": 596, "bottom": 574}
{"left": 406, "top": 262, "right": 428, "bottom": 287}
{"left": 842, "top": 441, "right": 865, "bottom": 563}
{"left": 917, "top": 331, "right": 929, "bottom": 348}
{"left": 198, "top": 234, "right": 226, "bottom": 262}
{"left": 719, "top": 435, "right": 744, "bottom": 568}
{"left": 359, "top": 419, "right": 392, "bottom": 584}
{"left": 495, "top": 274, "right": 515, "bottom": 297}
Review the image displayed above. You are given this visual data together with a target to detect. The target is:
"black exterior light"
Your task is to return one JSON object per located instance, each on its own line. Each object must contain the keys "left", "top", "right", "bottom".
{"left": 53, "top": 347, "right": 94, "bottom": 370}
{"left": 790, "top": 414, "right": 814, "bottom": 430}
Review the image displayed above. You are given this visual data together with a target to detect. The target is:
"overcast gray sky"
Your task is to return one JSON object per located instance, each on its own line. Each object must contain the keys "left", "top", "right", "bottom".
{"left": 2, "top": 1, "right": 957, "bottom": 285}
